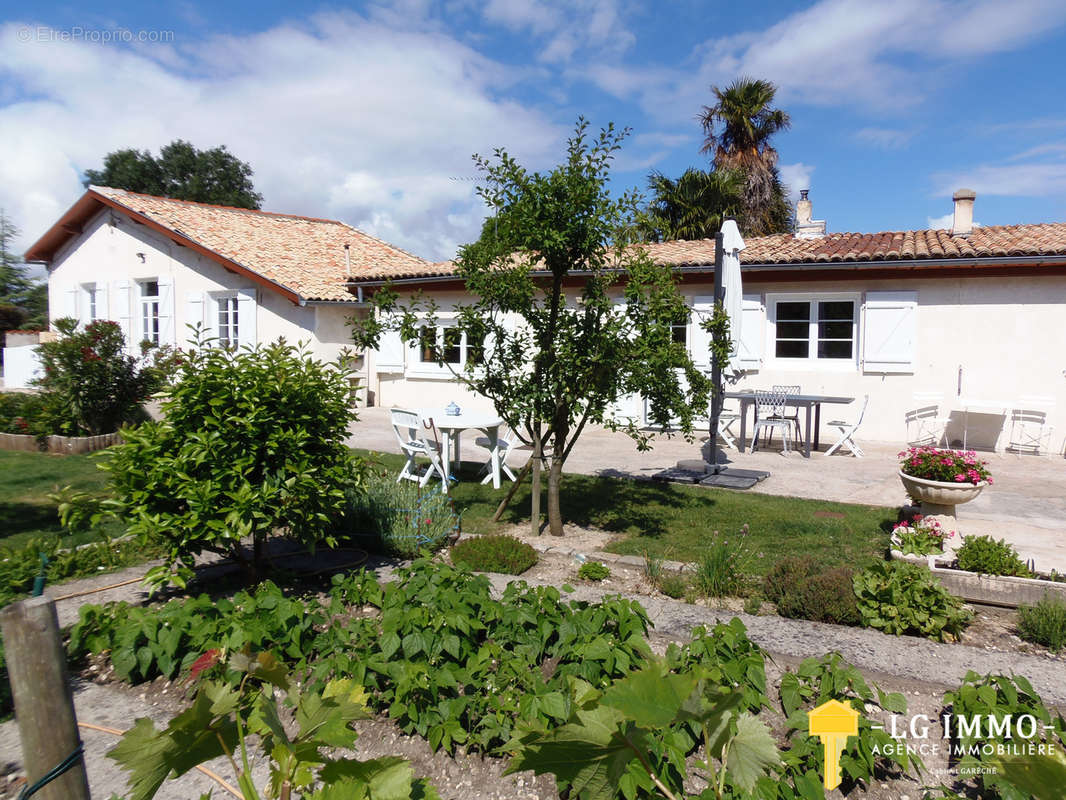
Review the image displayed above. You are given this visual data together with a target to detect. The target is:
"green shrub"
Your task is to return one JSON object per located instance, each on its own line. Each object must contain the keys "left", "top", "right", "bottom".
{"left": 0, "top": 392, "right": 49, "bottom": 437}
{"left": 32, "top": 318, "right": 172, "bottom": 435}
{"left": 693, "top": 526, "right": 751, "bottom": 597}
{"left": 853, "top": 561, "right": 972, "bottom": 641}
{"left": 337, "top": 473, "right": 459, "bottom": 557}
{"left": 103, "top": 335, "right": 364, "bottom": 589}
{"left": 774, "top": 566, "right": 860, "bottom": 626}
{"left": 450, "top": 535, "right": 537, "bottom": 574}
{"left": 657, "top": 574, "right": 687, "bottom": 599}
{"left": 1018, "top": 594, "right": 1066, "bottom": 652}
{"left": 763, "top": 556, "right": 818, "bottom": 604}
{"left": 956, "top": 534, "right": 1032, "bottom": 577}
{"left": 578, "top": 560, "right": 610, "bottom": 581}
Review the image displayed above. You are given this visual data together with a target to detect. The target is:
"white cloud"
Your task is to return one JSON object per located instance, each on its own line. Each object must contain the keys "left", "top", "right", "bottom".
{"left": 934, "top": 163, "right": 1066, "bottom": 197}
{"left": 479, "top": 0, "right": 635, "bottom": 64}
{"left": 855, "top": 127, "right": 915, "bottom": 150}
{"left": 927, "top": 212, "right": 953, "bottom": 229}
{"left": 0, "top": 13, "right": 564, "bottom": 261}
{"left": 779, "top": 162, "right": 815, "bottom": 205}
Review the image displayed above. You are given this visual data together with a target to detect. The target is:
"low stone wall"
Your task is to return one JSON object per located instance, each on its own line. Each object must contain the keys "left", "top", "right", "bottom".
{"left": 0, "top": 432, "right": 122, "bottom": 454}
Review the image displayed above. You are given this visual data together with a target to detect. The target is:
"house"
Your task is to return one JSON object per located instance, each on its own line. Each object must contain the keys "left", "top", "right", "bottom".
{"left": 18, "top": 186, "right": 429, "bottom": 397}
{"left": 352, "top": 191, "right": 1066, "bottom": 452}
{"left": 20, "top": 186, "right": 1066, "bottom": 452}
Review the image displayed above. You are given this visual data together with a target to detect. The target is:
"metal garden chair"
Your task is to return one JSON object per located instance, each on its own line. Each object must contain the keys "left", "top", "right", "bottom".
{"left": 750, "top": 388, "right": 792, "bottom": 454}
{"left": 390, "top": 408, "right": 449, "bottom": 491}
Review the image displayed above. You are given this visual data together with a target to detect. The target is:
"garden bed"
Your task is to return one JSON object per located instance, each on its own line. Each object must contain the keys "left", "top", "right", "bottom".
{"left": 0, "top": 431, "right": 121, "bottom": 454}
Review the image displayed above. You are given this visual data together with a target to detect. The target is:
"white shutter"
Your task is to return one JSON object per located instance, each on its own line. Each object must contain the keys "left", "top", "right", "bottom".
{"left": 737, "top": 294, "right": 764, "bottom": 370}
{"left": 96, "top": 285, "right": 109, "bottom": 322}
{"left": 64, "top": 287, "right": 78, "bottom": 323}
{"left": 862, "top": 290, "right": 917, "bottom": 374}
{"left": 113, "top": 280, "right": 132, "bottom": 350}
{"left": 690, "top": 295, "right": 715, "bottom": 368}
{"left": 157, "top": 276, "right": 175, "bottom": 345}
{"left": 237, "top": 288, "right": 257, "bottom": 348}
{"left": 376, "top": 327, "right": 405, "bottom": 373}
{"left": 185, "top": 291, "right": 205, "bottom": 342}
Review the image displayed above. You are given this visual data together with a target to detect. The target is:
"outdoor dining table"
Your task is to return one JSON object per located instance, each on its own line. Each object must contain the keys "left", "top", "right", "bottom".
{"left": 417, "top": 408, "right": 506, "bottom": 489}
{"left": 724, "top": 390, "right": 855, "bottom": 458}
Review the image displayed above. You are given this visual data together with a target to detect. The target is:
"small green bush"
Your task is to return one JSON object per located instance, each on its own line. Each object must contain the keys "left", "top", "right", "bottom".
{"left": 0, "top": 392, "right": 49, "bottom": 437}
{"left": 338, "top": 473, "right": 459, "bottom": 557}
{"left": 657, "top": 574, "right": 687, "bottom": 599}
{"left": 956, "top": 535, "right": 1032, "bottom": 577}
{"left": 853, "top": 561, "right": 972, "bottom": 641}
{"left": 577, "top": 560, "right": 610, "bottom": 581}
{"left": 450, "top": 535, "right": 537, "bottom": 575}
{"left": 693, "top": 526, "right": 751, "bottom": 598}
{"left": 773, "top": 566, "right": 860, "bottom": 626}
{"left": 1018, "top": 594, "right": 1066, "bottom": 652}
{"left": 763, "top": 556, "right": 818, "bottom": 604}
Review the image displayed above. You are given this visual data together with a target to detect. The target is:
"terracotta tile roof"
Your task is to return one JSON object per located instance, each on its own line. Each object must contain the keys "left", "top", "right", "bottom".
{"left": 90, "top": 187, "right": 433, "bottom": 301}
{"left": 637, "top": 223, "right": 1066, "bottom": 268}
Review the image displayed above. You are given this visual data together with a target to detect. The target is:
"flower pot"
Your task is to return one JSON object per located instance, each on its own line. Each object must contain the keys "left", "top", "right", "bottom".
{"left": 898, "top": 470, "right": 987, "bottom": 517}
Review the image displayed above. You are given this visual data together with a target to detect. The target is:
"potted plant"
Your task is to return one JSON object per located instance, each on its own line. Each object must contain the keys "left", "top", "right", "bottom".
{"left": 898, "top": 446, "right": 991, "bottom": 517}
{"left": 890, "top": 514, "right": 955, "bottom": 556}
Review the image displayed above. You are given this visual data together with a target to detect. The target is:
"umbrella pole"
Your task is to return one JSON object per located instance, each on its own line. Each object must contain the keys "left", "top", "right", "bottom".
{"left": 708, "top": 230, "right": 726, "bottom": 474}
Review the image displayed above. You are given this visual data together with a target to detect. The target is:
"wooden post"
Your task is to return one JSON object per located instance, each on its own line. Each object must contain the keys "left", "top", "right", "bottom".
{"left": 0, "top": 596, "right": 91, "bottom": 800}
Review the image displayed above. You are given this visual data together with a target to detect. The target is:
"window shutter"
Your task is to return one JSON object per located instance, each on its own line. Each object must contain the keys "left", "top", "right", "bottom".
{"left": 737, "top": 294, "right": 764, "bottom": 370}
{"left": 862, "top": 291, "right": 917, "bottom": 373}
{"left": 375, "top": 313, "right": 405, "bottom": 372}
{"left": 690, "top": 295, "right": 715, "bottom": 368}
{"left": 64, "top": 286, "right": 78, "bottom": 323}
{"left": 157, "top": 276, "right": 175, "bottom": 345}
{"left": 185, "top": 292, "right": 205, "bottom": 342}
{"left": 113, "top": 280, "right": 132, "bottom": 349}
{"left": 237, "top": 288, "right": 257, "bottom": 349}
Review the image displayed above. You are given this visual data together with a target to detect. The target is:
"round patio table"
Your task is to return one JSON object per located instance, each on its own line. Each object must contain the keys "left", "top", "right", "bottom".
{"left": 417, "top": 408, "right": 506, "bottom": 489}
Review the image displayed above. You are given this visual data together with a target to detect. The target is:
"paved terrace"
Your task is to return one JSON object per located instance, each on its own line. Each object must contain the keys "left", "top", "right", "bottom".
{"left": 348, "top": 406, "right": 1066, "bottom": 573}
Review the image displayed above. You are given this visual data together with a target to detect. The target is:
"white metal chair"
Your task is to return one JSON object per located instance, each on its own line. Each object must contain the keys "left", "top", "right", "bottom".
{"left": 717, "top": 404, "right": 741, "bottom": 451}
{"left": 904, "top": 392, "right": 947, "bottom": 446}
{"left": 825, "top": 394, "right": 869, "bottom": 457}
{"left": 750, "top": 388, "right": 792, "bottom": 454}
{"left": 771, "top": 384, "right": 802, "bottom": 442}
{"left": 1006, "top": 396, "right": 1055, "bottom": 455}
{"left": 390, "top": 408, "right": 449, "bottom": 491}
{"left": 475, "top": 426, "right": 525, "bottom": 483}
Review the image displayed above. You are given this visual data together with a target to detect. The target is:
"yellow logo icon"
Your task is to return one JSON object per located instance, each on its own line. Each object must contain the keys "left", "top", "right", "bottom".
{"left": 808, "top": 699, "right": 860, "bottom": 790}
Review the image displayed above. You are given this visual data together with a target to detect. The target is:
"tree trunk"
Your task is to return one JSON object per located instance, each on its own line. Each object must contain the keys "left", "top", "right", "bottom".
{"left": 530, "top": 430, "right": 543, "bottom": 536}
{"left": 492, "top": 460, "right": 531, "bottom": 522}
{"left": 546, "top": 455, "right": 564, "bottom": 536}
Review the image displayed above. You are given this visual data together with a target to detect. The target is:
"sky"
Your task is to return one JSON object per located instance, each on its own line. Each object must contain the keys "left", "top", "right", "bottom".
{"left": 3, "top": 0, "right": 1066, "bottom": 267}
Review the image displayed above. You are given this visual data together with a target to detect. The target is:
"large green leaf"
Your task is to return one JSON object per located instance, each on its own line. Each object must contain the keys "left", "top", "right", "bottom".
{"left": 989, "top": 746, "right": 1066, "bottom": 800}
{"left": 318, "top": 756, "right": 414, "bottom": 800}
{"left": 725, "top": 712, "right": 781, "bottom": 794}
{"left": 599, "top": 662, "right": 699, "bottom": 728}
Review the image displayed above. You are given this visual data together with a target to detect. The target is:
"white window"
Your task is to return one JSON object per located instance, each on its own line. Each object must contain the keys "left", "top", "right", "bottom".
{"left": 671, "top": 313, "right": 688, "bottom": 347}
{"left": 140, "top": 280, "right": 160, "bottom": 345}
{"left": 83, "top": 284, "right": 97, "bottom": 322}
{"left": 217, "top": 296, "right": 239, "bottom": 346}
{"left": 416, "top": 324, "right": 482, "bottom": 367}
{"left": 768, "top": 294, "right": 858, "bottom": 367}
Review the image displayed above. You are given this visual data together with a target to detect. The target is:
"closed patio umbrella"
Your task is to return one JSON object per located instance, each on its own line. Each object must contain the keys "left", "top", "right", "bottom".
{"left": 720, "top": 219, "right": 746, "bottom": 376}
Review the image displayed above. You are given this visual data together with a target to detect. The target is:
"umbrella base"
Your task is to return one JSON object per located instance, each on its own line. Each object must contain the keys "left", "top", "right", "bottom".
{"left": 654, "top": 460, "right": 770, "bottom": 490}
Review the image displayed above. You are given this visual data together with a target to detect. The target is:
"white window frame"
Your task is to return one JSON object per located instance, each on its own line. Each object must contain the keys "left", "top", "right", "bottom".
{"left": 407, "top": 319, "right": 483, "bottom": 379}
{"left": 766, "top": 292, "right": 860, "bottom": 371}
{"left": 81, "top": 283, "right": 98, "bottom": 324}
{"left": 216, "top": 295, "right": 240, "bottom": 347}
{"left": 139, "top": 279, "right": 161, "bottom": 346}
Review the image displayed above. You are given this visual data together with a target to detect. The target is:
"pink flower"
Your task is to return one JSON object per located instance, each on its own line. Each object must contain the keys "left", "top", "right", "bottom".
{"left": 954, "top": 474, "right": 967, "bottom": 482}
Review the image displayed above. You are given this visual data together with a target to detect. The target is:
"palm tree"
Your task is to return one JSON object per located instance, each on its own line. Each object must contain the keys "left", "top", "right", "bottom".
{"left": 699, "top": 77, "right": 792, "bottom": 235}
{"left": 640, "top": 168, "right": 745, "bottom": 242}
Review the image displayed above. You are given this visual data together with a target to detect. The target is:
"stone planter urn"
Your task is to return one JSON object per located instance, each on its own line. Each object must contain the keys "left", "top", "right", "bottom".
{"left": 898, "top": 470, "right": 987, "bottom": 518}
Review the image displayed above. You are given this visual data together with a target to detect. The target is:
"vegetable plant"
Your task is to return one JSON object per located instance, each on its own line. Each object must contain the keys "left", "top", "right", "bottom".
{"left": 853, "top": 561, "right": 971, "bottom": 641}
{"left": 956, "top": 534, "right": 1032, "bottom": 577}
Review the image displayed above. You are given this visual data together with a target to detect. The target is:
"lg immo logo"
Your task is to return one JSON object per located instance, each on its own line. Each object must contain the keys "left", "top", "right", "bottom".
{"left": 808, "top": 700, "right": 859, "bottom": 790}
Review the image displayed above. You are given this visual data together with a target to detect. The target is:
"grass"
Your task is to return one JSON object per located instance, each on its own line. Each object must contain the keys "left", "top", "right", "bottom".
{"left": 356, "top": 449, "right": 895, "bottom": 576}
{"left": 0, "top": 450, "right": 125, "bottom": 549}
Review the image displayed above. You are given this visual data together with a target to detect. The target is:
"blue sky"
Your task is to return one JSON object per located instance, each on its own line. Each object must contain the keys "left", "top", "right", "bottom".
{"left": 3, "top": 0, "right": 1066, "bottom": 262}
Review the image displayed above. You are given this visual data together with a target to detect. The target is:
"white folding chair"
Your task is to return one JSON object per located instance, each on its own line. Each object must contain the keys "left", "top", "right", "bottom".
{"left": 716, "top": 404, "right": 741, "bottom": 450}
{"left": 475, "top": 426, "right": 524, "bottom": 483}
{"left": 1006, "top": 396, "right": 1055, "bottom": 455}
{"left": 905, "top": 392, "right": 947, "bottom": 446}
{"left": 750, "top": 388, "right": 792, "bottom": 454}
{"left": 825, "top": 394, "right": 869, "bottom": 457}
{"left": 390, "top": 408, "right": 449, "bottom": 491}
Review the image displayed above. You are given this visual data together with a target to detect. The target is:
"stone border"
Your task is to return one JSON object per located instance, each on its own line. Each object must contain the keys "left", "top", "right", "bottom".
{"left": 890, "top": 548, "right": 1066, "bottom": 608}
{"left": 0, "top": 432, "right": 121, "bottom": 454}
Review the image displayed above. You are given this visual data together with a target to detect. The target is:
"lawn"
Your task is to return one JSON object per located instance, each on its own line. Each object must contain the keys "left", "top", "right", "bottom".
{"left": 0, "top": 450, "right": 124, "bottom": 549}
{"left": 355, "top": 449, "right": 896, "bottom": 576}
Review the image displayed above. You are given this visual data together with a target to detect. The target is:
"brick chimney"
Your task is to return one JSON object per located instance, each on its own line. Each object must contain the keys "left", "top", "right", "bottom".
{"left": 795, "top": 189, "right": 826, "bottom": 239}
{"left": 951, "top": 188, "right": 976, "bottom": 237}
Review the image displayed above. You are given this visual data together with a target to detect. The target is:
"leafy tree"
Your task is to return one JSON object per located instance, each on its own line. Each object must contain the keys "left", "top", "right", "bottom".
{"left": 84, "top": 139, "right": 264, "bottom": 209}
{"left": 103, "top": 334, "right": 362, "bottom": 588}
{"left": 355, "top": 119, "right": 711, "bottom": 537}
{"left": 640, "top": 167, "right": 745, "bottom": 242}
{"left": 699, "top": 77, "right": 793, "bottom": 236}
{"left": 0, "top": 210, "right": 47, "bottom": 336}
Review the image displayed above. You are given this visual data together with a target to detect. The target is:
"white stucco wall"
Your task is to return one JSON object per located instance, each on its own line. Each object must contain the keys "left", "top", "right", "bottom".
{"left": 46, "top": 209, "right": 362, "bottom": 368}
{"left": 372, "top": 275, "right": 1066, "bottom": 452}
